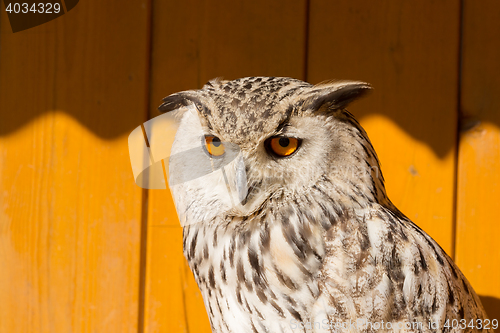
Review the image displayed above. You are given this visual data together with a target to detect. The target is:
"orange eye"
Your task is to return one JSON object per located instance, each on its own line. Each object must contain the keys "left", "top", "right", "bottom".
{"left": 266, "top": 136, "right": 301, "bottom": 157}
{"left": 204, "top": 135, "right": 225, "bottom": 157}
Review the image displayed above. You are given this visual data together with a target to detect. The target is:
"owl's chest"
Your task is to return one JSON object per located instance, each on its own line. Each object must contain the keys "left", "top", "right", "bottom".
{"left": 183, "top": 220, "right": 326, "bottom": 333}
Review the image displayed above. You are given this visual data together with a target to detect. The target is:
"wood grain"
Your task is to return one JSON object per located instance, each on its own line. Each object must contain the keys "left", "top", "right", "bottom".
{"left": 456, "top": 0, "right": 500, "bottom": 321}
{"left": 144, "top": 1, "right": 307, "bottom": 331}
{"left": 307, "top": 0, "right": 460, "bottom": 256}
{"left": 0, "top": 1, "right": 150, "bottom": 332}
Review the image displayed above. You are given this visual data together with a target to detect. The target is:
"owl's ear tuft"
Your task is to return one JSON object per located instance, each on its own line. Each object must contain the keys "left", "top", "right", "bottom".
{"left": 158, "top": 91, "right": 201, "bottom": 113}
{"left": 305, "top": 82, "right": 371, "bottom": 112}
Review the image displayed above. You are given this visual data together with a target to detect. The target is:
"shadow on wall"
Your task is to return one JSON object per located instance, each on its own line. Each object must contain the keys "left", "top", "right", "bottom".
{"left": 480, "top": 295, "right": 500, "bottom": 324}
{"left": 2, "top": 89, "right": 500, "bottom": 161}
{"left": 1, "top": 0, "right": 499, "bottom": 159}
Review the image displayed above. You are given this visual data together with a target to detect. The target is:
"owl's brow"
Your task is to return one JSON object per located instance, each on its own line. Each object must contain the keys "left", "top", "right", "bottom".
{"left": 272, "top": 121, "right": 293, "bottom": 136}
{"left": 205, "top": 119, "right": 214, "bottom": 131}
{"left": 269, "top": 101, "right": 298, "bottom": 136}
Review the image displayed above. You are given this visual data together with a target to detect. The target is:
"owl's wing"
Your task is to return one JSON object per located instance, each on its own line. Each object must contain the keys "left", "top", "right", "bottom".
{"left": 314, "top": 204, "right": 491, "bottom": 332}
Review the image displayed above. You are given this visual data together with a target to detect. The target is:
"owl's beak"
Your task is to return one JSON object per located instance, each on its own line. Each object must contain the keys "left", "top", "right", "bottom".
{"left": 235, "top": 155, "right": 248, "bottom": 205}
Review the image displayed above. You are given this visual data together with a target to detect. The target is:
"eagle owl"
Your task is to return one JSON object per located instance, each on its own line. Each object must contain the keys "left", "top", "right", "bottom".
{"left": 159, "top": 77, "right": 491, "bottom": 333}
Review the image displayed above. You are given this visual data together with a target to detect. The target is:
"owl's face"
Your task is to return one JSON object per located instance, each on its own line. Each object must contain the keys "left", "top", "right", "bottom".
{"left": 161, "top": 77, "right": 384, "bottom": 226}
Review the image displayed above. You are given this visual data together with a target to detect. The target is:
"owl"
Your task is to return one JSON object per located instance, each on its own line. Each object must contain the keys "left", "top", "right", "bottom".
{"left": 159, "top": 77, "right": 491, "bottom": 333}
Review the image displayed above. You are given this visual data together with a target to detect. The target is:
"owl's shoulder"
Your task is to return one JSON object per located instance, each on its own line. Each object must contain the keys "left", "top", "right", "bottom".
{"left": 317, "top": 204, "right": 490, "bottom": 330}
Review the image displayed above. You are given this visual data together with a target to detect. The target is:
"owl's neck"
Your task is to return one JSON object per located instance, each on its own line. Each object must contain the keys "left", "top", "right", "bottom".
{"left": 182, "top": 179, "right": 385, "bottom": 333}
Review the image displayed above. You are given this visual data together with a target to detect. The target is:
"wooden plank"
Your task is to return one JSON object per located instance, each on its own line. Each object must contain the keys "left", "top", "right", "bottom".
{"left": 144, "top": 1, "right": 307, "bottom": 332}
{"left": 307, "top": 0, "right": 460, "bottom": 256}
{"left": 456, "top": 0, "right": 500, "bottom": 320}
{"left": 0, "top": 1, "right": 150, "bottom": 332}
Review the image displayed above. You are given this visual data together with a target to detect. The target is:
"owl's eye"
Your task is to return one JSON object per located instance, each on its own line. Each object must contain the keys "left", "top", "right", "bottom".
{"left": 265, "top": 136, "right": 301, "bottom": 157}
{"left": 204, "top": 135, "right": 225, "bottom": 157}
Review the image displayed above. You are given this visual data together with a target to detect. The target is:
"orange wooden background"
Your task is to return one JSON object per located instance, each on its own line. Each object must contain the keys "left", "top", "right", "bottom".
{"left": 0, "top": 1, "right": 499, "bottom": 332}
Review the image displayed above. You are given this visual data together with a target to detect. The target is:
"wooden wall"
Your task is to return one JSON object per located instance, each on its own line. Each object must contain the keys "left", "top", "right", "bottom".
{"left": 0, "top": 1, "right": 498, "bottom": 332}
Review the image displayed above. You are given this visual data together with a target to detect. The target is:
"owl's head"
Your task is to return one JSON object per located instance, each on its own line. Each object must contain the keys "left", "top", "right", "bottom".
{"left": 160, "top": 77, "right": 388, "bottom": 226}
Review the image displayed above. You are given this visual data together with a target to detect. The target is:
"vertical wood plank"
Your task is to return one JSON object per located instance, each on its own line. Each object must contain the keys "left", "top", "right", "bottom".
{"left": 456, "top": 0, "right": 500, "bottom": 320}
{"left": 307, "top": 0, "right": 460, "bottom": 256}
{"left": 0, "top": 1, "right": 150, "bottom": 332}
{"left": 144, "top": 1, "right": 307, "bottom": 332}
